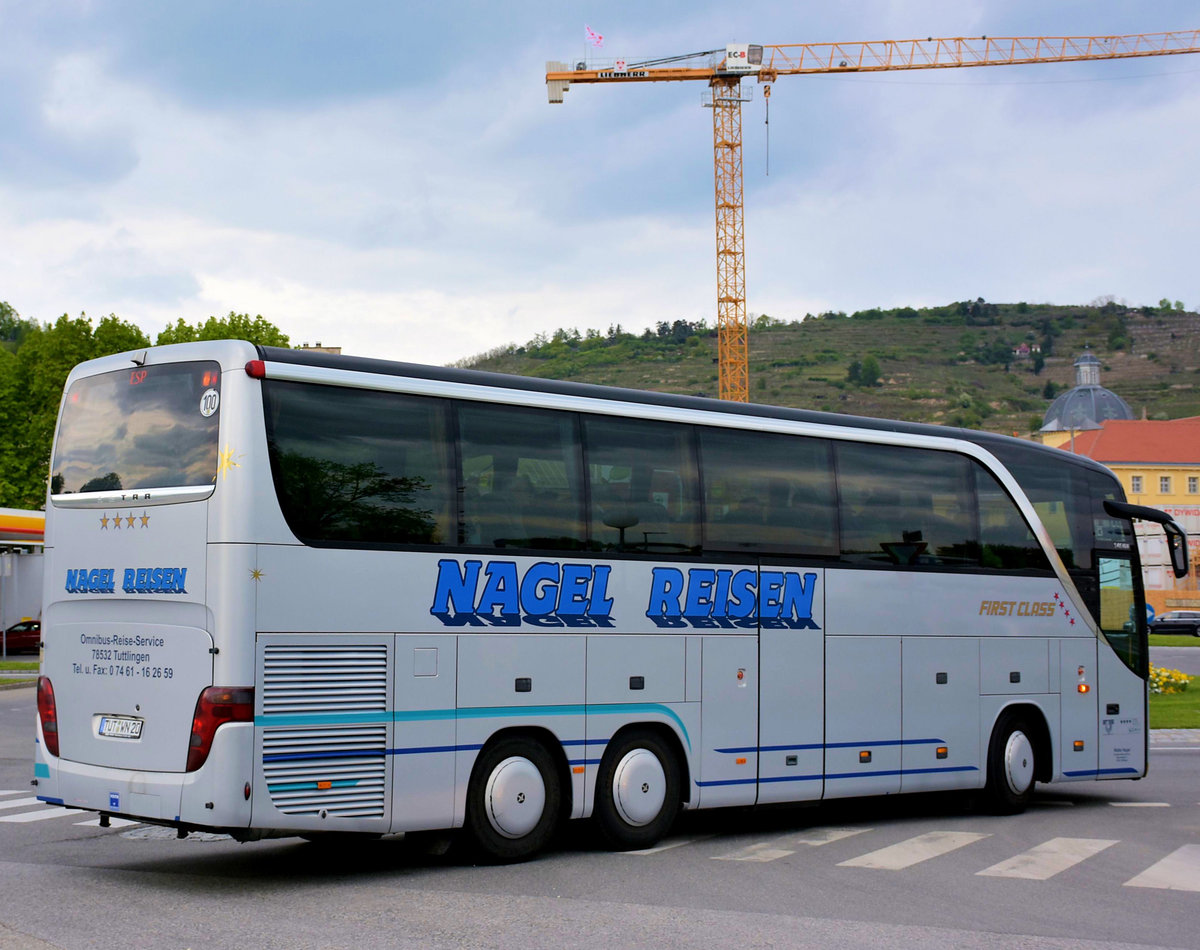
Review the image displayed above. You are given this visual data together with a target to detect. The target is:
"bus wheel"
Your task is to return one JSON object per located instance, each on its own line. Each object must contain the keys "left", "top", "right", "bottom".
{"left": 984, "top": 712, "right": 1037, "bottom": 814}
{"left": 465, "top": 737, "right": 561, "bottom": 862}
{"left": 594, "top": 729, "right": 681, "bottom": 850}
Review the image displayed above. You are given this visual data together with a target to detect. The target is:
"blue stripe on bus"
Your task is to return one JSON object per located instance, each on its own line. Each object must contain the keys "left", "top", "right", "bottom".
{"left": 1063, "top": 767, "right": 1140, "bottom": 777}
{"left": 267, "top": 779, "right": 361, "bottom": 792}
{"left": 716, "top": 738, "right": 945, "bottom": 754}
{"left": 255, "top": 702, "right": 692, "bottom": 751}
{"left": 698, "top": 765, "right": 978, "bottom": 787}
{"left": 37, "top": 796, "right": 64, "bottom": 805}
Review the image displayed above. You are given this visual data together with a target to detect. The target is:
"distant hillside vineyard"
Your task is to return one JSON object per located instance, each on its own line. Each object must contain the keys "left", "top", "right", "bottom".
{"left": 454, "top": 300, "right": 1200, "bottom": 436}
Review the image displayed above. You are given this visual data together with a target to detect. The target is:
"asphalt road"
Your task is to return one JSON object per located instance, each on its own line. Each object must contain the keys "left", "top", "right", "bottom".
{"left": 2, "top": 686, "right": 1198, "bottom": 950}
{"left": 1151, "top": 646, "right": 1200, "bottom": 676}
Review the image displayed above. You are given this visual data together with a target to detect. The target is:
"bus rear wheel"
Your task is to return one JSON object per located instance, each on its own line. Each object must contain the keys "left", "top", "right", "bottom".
{"left": 984, "top": 712, "right": 1037, "bottom": 814}
{"left": 594, "top": 729, "right": 681, "bottom": 850}
{"left": 465, "top": 737, "right": 561, "bottom": 862}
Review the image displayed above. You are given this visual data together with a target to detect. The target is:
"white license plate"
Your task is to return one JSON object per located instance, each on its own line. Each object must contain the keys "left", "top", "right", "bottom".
{"left": 98, "top": 716, "right": 143, "bottom": 739}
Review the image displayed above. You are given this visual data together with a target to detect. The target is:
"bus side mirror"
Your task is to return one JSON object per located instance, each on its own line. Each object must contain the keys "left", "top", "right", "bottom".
{"left": 1104, "top": 499, "right": 1190, "bottom": 579}
{"left": 1164, "top": 519, "right": 1190, "bottom": 579}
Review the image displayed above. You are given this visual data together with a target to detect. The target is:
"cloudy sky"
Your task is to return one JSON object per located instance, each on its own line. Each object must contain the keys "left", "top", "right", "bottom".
{"left": 2, "top": 2, "right": 1198, "bottom": 366}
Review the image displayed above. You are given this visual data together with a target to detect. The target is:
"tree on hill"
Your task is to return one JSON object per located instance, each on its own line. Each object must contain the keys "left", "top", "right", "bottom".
{"left": 0, "top": 307, "right": 291, "bottom": 508}
{"left": 0, "top": 312, "right": 151, "bottom": 508}
{"left": 157, "top": 311, "right": 290, "bottom": 347}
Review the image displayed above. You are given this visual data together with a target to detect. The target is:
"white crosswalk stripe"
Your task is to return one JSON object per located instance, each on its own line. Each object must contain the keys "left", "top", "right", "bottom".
{"left": 0, "top": 789, "right": 28, "bottom": 798}
{"left": 0, "top": 807, "right": 76, "bottom": 823}
{"left": 1124, "top": 845, "right": 1200, "bottom": 892}
{"left": 977, "top": 837, "right": 1118, "bottom": 880}
{"left": 624, "top": 835, "right": 714, "bottom": 855}
{"left": 713, "top": 841, "right": 796, "bottom": 862}
{"left": 838, "top": 831, "right": 990, "bottom": 870}
{"left": 794, "top": 827, "right": 871, "bottom": 847}
{"left": 0, "top": 797, "right": 43, "bottom": 811}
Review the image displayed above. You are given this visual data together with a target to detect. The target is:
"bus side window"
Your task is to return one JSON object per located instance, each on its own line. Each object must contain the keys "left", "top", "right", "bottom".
{"left": 973, "top": 464, "right": 1054, "bottom": 573}
{"left": 698, "top": 427, "right": 836, "bottom": 557}
{"left": 263, "top": 381, "right": 454, "bottom": 546}
{"left": 583, "top": 416, "right": 699, "bottom": 554}
{"left": 456, "top": 403, "right": 586, "bottom": 551}
{"left": 836, "top": 442, "right": 978, "bottom": 568}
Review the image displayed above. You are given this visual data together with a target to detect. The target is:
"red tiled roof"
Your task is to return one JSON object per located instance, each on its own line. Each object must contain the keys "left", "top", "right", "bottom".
{"left": 1063, "top": 417, "right": 1200, "bottom": 464}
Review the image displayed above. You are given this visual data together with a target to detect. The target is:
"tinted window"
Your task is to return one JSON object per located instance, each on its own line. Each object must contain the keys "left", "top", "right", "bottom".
{"left": 458, "top": 403, "right": 585, "bottom": 549}
{"left": 837, "top": 442, "right": 977, "bottom": 567}
{"left": 975, "top": 464, "right": 1053, "bottom": 573}
{"left": 584, "top": 416, "right": 699, "bottom": 554}
{"left": 52, "top": 362, "right": 221, "bottom": 495}
{"left": 264, "top": 381, "right": 453, "bottom": 545}
{"left": 699, "top": 427, "right": 837, "bottom": 557}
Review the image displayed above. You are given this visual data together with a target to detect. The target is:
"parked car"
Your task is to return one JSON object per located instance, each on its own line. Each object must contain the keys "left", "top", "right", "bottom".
{"left": 2, "top": 620, "right": 40, "bottom": 654}
{"left": 1150, "top": 610, "right": 1200, "bottom": 637}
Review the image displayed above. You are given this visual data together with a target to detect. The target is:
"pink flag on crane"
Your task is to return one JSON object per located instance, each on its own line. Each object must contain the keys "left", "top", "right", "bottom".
{"left": 585, "top": 25, "right": 604, "bottom": 48}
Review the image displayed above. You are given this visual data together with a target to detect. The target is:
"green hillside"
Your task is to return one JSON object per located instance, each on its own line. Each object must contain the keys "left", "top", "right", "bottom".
{"left": 454, "top": 300, "right": 1200, "bottom": 435}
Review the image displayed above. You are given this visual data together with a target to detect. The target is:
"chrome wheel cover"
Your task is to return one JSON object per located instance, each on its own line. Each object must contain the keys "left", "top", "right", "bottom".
{"left": 1003, "top": 730, "right": 1035, "bottom": 795}
{"left": 612, "top": 749, "right": 666, "bottom": 827}
{"left": 484, "top": 756, "right": 546, "bottom": 839}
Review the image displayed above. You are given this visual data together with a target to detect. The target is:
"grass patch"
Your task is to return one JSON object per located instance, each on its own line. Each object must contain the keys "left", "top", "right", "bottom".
{"left": 1150, "top": 634, "right": 1200, "bottom": 647}
{"left": 1149, "top": 687, "right": 1200, "bottom": 728}
{"left": 0, "top": 660, "right": 37, "bottom": 671}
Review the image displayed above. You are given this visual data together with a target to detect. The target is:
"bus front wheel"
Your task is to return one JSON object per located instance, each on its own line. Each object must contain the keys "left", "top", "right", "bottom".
{"left": 465, "top": 737, "right": 561, "bottom": 862}
{"left": 594, "top": 729, "right": 681, "bottom": 850}
{"left": 984, "top": 712, "right": 1037, "bottom": 814}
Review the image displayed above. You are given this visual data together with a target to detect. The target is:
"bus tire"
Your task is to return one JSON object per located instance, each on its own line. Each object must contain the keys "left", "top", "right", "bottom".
{"left": 594, "top": 729, "right": 681, "bottom": 850}
{"left": 465, "top": 736, "right": 561, "bottom": 862}
{"left": 984, "top": 711, "right": 1037, "bottom": 814}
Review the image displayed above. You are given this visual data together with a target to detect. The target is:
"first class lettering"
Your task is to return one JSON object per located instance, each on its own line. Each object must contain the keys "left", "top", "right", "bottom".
{"left": 978, "top": 599, "right": 1056, "bottom": 617}
{"left": 64, "top": 567, "right": 187, "bottom": 595}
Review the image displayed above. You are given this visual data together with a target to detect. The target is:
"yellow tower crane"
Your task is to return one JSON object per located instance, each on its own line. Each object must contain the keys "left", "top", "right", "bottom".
{"left": 547, "top": 30, "right": 1200, "bottom": 402}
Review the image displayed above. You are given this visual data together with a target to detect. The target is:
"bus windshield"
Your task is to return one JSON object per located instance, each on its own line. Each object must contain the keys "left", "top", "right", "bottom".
{"left": 51, "top": 361, "right": 222, "bottom": 496}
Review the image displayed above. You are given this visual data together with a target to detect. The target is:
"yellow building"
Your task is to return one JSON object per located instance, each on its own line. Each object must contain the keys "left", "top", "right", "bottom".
{"left": 1063, "top": 417, "right": 1200, "bottom": 613}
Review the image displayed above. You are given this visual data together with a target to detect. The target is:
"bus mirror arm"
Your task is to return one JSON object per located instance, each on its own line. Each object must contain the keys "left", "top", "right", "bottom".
{"left": 1104, "top": 499, "right": 1190, "bottom": 579}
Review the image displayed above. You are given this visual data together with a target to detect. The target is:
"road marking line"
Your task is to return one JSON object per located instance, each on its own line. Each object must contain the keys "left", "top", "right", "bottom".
{"left": 0, "top": 807, "right": 75, "bottom": 823}
{"left": 1124, "top": 845, "right": 1200, "bottom": 892}
{"left": 839, "top": 831, "right": 990, "bottom": 870}
{"left": 75, "top": 817, "right": 140, "bottom": 828}
{"left": 977, "top": 837, "right": 1118, "bottom": 880}
{"left": 1109, "top": 802, "right": 1170, "bottom": 807}
{"left": 0, "top": 790, "right": 28, "bottom": 798}
{"left": 623, "top": 835, "right": 714, "bottom": 856}
{"left": 0, "top": 797, "right": 42, "bottom": 811}
{"left": 794, "top": 827, "right": 871, "bottom": 847}
{"left": 713, "top": 841, "right": 795, "bottom": 863}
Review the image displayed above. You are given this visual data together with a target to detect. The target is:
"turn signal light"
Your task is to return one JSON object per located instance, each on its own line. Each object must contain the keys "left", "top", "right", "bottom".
{"left": 1073, "top": 740, "right": 1086, "bottom": 752}
{"left": 1077, "top": 684, "right": 1090, "bottom": 693}
{"left": 187, "top": 686, "right": 254, "bottom": 772}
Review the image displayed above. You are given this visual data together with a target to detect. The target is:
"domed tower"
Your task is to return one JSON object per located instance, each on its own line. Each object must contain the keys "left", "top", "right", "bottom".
{"left": 1041, "top": 349, "right": 1134, "bottom": 442}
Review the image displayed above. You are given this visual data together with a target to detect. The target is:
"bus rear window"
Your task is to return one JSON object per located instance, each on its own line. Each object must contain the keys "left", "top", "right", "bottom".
{"left": 51, "top": 362, "right": 221, "bottom": 496}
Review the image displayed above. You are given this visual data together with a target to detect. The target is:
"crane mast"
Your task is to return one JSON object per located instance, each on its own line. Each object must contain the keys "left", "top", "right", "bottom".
{"left": 547, "top": 30, "right": 1200, "bottom": 402}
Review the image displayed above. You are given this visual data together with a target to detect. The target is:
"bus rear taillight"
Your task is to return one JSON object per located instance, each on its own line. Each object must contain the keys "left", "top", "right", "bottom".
{"left": 187, "top": 687, "right": 254, "bottom": 772}
{"left": 37, "top": 676, "right": 59, "bottom": 758}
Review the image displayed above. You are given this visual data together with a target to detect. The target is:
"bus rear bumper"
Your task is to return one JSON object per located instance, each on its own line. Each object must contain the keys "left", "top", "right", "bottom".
{"left": 39, "top": 723, "right": 254, "bottom": 830}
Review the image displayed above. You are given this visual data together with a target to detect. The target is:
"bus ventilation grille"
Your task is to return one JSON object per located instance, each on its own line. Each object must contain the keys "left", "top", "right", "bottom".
{"left": 262, "top": 724, "right": 387, "bottom": 817}
{"left": 261, "top": 644, "right": 389, "bottom": 715}
{"left": 261, "top": 644, "right": 390, "bottom": 818}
